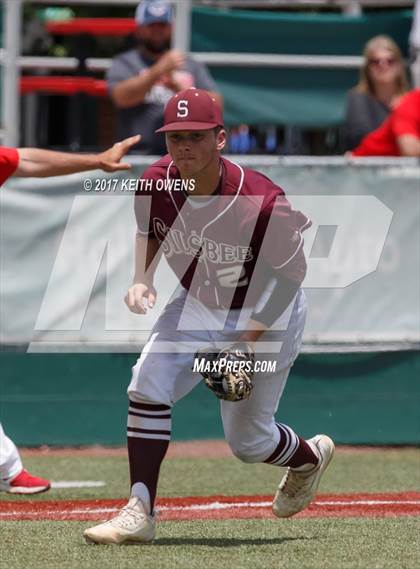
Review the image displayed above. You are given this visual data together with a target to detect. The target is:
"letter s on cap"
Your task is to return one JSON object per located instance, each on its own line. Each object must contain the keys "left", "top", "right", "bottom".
{"left": 177, "top": 100, "right": 189, "bottom": 118}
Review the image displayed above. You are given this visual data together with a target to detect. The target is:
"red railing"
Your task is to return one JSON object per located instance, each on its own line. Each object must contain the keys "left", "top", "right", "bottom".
{"left": 20, "top": 76, "right": 108, "bottom": 96}
{"left": 46, "top": 18, "right": 136, "bottom": 37}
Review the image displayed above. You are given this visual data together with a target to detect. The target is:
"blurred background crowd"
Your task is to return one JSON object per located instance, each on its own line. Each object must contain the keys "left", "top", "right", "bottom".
{"left": 1, "top": 0, "right": 419, "bottom": 156}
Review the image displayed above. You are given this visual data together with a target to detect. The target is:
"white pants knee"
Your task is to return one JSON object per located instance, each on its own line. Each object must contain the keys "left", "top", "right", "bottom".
{"left": 221, "top": 365, "right": 292, "bottom": 463}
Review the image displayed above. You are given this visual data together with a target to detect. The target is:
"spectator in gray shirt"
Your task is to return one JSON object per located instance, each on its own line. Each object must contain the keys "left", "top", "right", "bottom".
{"left": 107, "top": 0, "right": 222, "bottom": 155}
{"left": 344, "top": 35, "right": 409, "bottom": 151}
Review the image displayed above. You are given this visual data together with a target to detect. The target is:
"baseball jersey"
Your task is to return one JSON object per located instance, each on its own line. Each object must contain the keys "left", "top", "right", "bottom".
{"left": 0, "top": 147, "right": 19, "bottom": 186}
{"left": 352, "top": 89, "right": 420, "bottom": 156}
{"left": 135, "top": 156, "right": 311, "bottom": 310}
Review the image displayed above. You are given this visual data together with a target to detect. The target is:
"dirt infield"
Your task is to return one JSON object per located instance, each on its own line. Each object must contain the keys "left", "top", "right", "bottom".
{"left": 19, "top": 442, "right": 414, "bottom": 459}
{"left": 1, "top": 492, "right": 419, "bottom": 522}
{"left": 20, "top": 441, "right": 232, "bottom": 459}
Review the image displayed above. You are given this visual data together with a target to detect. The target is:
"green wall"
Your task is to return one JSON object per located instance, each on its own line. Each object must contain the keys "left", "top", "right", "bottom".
{"left": 1, "top": 351, "right": 418, "bottom": 446}
{"left": 191, "top": 8, "right": 412, "bottom": 55}
{"left": 191, "top": 7, "right": 413, "bottom": 126}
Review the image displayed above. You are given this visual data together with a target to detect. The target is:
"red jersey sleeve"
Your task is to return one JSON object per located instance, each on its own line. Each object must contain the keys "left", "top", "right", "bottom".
{"left": 351, "top": 119, "right": 398, "bottom": 156}
{"left": 0, "top": 147, "right": 19, "bottom": 186}
{"left": 392, "top": 90, "right": 420, "bottom": 138}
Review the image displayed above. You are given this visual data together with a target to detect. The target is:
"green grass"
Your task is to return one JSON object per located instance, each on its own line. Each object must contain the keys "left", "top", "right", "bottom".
{"left": 1, "top": 448, "right": 419, "bottom": 569}
{"left": 1, "top": 447, "right": 419, "bottom": 501}
{"left": 1, "top": 518, "right": 419, "bottom": 569}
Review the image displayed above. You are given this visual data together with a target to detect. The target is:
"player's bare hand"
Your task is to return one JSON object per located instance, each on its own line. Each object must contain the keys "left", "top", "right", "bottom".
{"left": 124, "top": 283, "right": 157, "bottom": 314}
{"left": 97, "top": 135, "right": 141, "bottom": 172}
{"left": 155, "top": 49, "right": 185, "bottom": 75}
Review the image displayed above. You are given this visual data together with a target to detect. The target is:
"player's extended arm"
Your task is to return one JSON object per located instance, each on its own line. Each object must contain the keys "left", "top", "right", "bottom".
{"left": 238, "top": 195, "right": 309, "bottom": 345}
{"left": 397, "top": 134, "right": 420, "bottom": 157}
{"left": 125, "top": 235, "right": 161, "bottom": 314}
{"left": 112, "top": 50, "right": 185, "bottom": 108}
{"left": 14, "top": 135, "right": 141, "bottom": 177}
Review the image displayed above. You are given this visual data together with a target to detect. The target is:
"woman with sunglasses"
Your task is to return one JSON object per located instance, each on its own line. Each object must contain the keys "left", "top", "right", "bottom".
{"left": 344, "top": 35, "right": 409, "bottom": 150}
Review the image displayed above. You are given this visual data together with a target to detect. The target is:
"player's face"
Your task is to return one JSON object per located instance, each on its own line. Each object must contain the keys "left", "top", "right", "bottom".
{"left": 166, "top": 129, "right": 226, "bottom": 176}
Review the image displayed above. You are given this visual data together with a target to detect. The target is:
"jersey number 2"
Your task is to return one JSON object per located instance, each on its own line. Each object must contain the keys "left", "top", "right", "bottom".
{"left": 216, "top": 266, "right": 248, "bottom": 287}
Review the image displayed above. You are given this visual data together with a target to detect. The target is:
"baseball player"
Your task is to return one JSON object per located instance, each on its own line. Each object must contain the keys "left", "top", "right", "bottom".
{"left": 84, "top": 89, "right": 334, "bottom": 544}
{"left": 0, "top": 135, "right": 140, "bottom": 494}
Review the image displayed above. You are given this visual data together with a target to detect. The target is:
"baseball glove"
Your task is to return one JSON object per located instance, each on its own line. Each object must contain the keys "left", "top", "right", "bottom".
{"left": 194, "top": 342, "right": 255, "bottom": 402}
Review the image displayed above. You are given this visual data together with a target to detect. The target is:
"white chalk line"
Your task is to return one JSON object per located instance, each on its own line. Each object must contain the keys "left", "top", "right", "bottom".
{"left": 1, "top": 498, "right": 420, "bottom": 518}
{"left": 51, "top": 481, "right": 106, "bottom": 489}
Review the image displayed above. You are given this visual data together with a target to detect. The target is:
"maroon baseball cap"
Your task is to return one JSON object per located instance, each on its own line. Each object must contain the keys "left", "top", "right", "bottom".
{"left": 156, "top": 88, "right": 224, "bottom": 133}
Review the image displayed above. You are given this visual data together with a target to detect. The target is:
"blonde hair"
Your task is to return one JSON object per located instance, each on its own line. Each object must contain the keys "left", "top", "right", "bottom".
{"left": 356, "top": 35, "right": 409, "bottom": 96}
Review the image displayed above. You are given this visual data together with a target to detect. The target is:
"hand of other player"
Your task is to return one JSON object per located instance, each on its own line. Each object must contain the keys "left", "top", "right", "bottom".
{"left": 97, "top": 135, "right": 141, "bottom": 172}
{"left": 124, "top": 282, "right": 156, "bottom": 314}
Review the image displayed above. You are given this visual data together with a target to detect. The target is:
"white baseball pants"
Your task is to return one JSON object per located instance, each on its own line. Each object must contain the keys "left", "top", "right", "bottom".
{"left": 128, "top": 287, "right": 307, "bottom": 463}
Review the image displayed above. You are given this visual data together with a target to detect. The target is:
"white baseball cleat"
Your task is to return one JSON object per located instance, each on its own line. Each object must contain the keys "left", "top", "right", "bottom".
{"left": 83, "top": 496, "right": 156, "bottom": 545}
{"left": 272, "top": 434, "right": 335, "bottom": 518}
